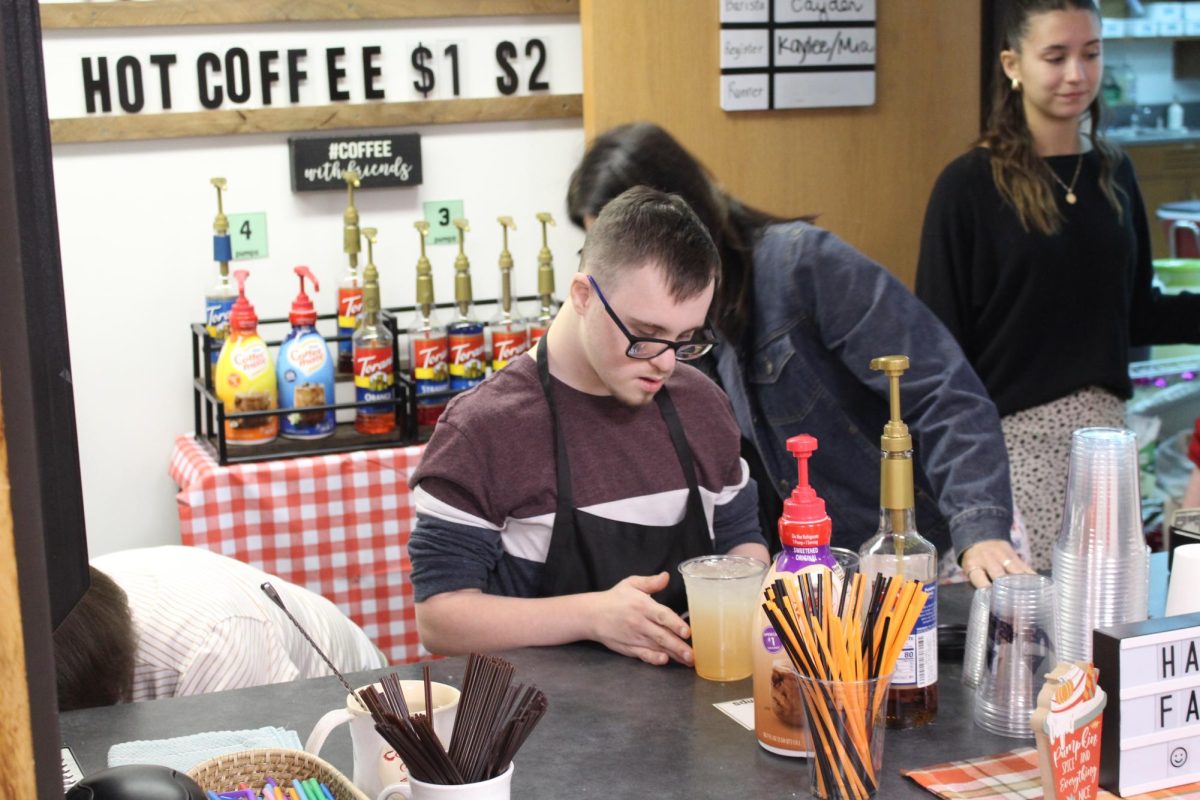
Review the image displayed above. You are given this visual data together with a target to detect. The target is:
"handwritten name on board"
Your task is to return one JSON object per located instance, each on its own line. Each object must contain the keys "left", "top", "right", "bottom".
{"left": 718, "top": 0, "right": 876, "bottom": 111}
{"left": 1096, "top": 615, "right": 1200, "bottom": 795}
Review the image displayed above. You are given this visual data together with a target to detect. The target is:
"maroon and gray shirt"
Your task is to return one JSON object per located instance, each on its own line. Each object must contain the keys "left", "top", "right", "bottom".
{"left": 408, "top": 354, "right": 765, "bottom": 601}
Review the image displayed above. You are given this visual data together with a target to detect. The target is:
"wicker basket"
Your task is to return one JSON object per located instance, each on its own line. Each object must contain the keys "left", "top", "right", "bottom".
{"left": 187, "top": 748, "right": 370, "bottom": 800}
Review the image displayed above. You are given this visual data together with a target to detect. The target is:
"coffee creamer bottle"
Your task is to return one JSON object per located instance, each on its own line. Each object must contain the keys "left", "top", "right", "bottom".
{"left": 753, "top": 434, "right": 841, "bottom": 757}
{"left": 857, "top": 355, "right": 938, "bottom": 729}
{"left": 447, "top": 218, "right": 485, "bottom": 392}
{"left": 528, "top": 212, "right": 560, "bottom": 349}
{"left": 215, "top": 269, "right": 277, "bottom": 444}
{"left": 489, "top": 216, "right": 529, "bottom": 371}
{"left": 204, "top": 177, "right": 237, "bottom": 370}
{"left": 336, "top": 170, "right": 364, "bottom": 377}
{"left": 409, "top": 221, "right": 450, "bottom": 436}
{"left": 278, "top": 265, "right": 335, "bottom": 440}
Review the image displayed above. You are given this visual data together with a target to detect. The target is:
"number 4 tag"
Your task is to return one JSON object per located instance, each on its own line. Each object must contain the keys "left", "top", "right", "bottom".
{"left": 227, "top": 212, "right": 269, "bottom": 260}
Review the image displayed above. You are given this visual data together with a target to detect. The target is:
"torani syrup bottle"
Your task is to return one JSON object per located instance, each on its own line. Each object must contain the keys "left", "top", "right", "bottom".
{"left": 353, "top": 228, "right": 395, "bottom": 435}
{"left": 409, "top": 221, "right": 450, "bottom": 436}
{"left": 204, "top": 177, "right": 237, "bottom": 370}
{"left": 447, "top": 218, "right": 485, "bottom": 392}
{"left": 214, "top": 270, "right": 277, "bottom": 445}
{"left": 858, "top": 355, "right": 939, "bottom": 729}
{"left": 753, "top": 434, "right": 842, "bottom": 757}
{"left": 278, "top": 266, "right": 336, "bottom": 440}
{"left": 489, "top": 216, "right": 529, "bottom": 371}
{"left": 336, "top": 170, "right": 364, "bottom": 376}
{"left": 528, "top": 212, "right": 560, "bottom": 348}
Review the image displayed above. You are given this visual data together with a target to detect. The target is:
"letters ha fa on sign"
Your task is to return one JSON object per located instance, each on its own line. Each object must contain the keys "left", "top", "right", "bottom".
{"left": 1095, "top": 614, "right": 1200, "bottom": 796}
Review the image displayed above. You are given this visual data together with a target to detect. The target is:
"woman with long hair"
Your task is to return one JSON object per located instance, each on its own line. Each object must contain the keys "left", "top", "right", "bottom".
{"left": 569, "top": 122, "right": 1031, "bottom": 587}
{"left": 916, "top": 0, "right": 1200, "bottom": 569}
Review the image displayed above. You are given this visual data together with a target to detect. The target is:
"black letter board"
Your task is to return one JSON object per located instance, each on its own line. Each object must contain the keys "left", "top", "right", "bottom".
{"left": 288, "top": 132, "right": 422, "bottom": 192}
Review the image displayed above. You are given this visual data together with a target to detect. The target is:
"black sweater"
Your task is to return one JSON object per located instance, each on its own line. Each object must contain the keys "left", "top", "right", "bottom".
{"left": 915, "top": 146, "right": 1200, "bottom": 418}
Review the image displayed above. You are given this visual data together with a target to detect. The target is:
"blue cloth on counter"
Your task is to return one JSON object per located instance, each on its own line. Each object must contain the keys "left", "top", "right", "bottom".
{"left": 107, "top": 726, "right": 302, "bottom": 772}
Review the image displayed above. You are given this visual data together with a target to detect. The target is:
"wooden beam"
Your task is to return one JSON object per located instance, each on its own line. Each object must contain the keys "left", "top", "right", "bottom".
{"left": 51, "top": 94, "right": 583, "bottom": 144}
{"left": 0, "top": 376, "right": 37, "bottom": 799}
{"left": 41, "top": 0, "right": 579, "bottom": 29}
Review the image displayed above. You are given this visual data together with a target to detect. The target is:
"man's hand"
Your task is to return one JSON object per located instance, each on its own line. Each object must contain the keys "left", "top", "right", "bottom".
{"left": 960, "top": 540, "right": 1035, "bottom": 588}
{"left": 588, "top": 572, "right": 693, "bottom": 667}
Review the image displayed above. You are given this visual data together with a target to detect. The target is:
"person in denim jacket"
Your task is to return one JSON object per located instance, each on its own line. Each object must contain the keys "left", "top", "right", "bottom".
{"left": 567, "top": 123, "right": 1030, "bottom": 587}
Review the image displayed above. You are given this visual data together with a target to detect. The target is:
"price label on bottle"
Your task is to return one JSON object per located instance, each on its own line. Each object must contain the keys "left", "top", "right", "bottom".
{"left": 422, "top": 200, "right": 464, "bottom": 247}
{"left": 228, "top": 212, "right": 269, "bottom": 260}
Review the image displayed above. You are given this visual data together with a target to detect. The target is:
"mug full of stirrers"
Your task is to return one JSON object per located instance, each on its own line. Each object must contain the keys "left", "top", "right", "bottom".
{"left": 763, "top": 570, "right": 929, "bottom": 800}
{"left": 356, "top": 654, "right": 548, "bottom": 790}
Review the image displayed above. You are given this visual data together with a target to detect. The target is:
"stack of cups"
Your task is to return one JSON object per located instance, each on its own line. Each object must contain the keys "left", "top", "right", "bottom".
{"left": 974, "top": 574, "right": 1057, "bottom": 738}
{"left": 1052, "top": 427, "right": 1149, "bottom": 663}
{"left": 961, "top": 587, "right": 992, "bottom": 690}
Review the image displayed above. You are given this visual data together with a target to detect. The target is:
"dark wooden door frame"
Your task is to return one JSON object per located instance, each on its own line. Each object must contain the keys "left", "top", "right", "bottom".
{"left": 0, "top": 1, "right": 89, "bottom": 796}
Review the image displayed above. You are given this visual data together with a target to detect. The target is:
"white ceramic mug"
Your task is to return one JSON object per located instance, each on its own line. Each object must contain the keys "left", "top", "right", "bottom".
{"left": 305, "top": 680, "right": 461, "bottom": 800}
{"left": 1167, "top": 543, "right": 1200, "bottom": 616}
{"left": 379, "top": 763, "right": 513, "bottom": 800}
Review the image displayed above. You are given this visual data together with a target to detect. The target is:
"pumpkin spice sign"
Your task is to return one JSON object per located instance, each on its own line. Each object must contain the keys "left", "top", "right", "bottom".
{"left": 1031, "top": 662, "right": 1107, "bottom": 800}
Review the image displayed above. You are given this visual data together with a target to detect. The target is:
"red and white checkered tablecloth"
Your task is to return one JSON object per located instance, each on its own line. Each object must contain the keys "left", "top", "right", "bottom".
{"left": 169, "top": 435, "right": 427, "bottom": 665}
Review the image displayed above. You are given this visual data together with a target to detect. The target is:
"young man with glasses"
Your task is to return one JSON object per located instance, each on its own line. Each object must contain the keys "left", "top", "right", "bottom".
{"left": 408, "top": 187, "right": 769, "bottom": 667}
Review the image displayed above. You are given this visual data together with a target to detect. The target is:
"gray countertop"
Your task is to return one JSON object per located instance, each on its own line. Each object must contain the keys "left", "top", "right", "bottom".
{"left": 60, "top": 583, "right": 1024, "bottom": 799}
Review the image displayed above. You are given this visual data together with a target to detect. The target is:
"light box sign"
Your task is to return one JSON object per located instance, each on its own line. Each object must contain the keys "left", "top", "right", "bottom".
{"left": 1095, "top": 613, "right": 1200, "bottom": 796}
{"left": 288, "top": 133, "right": 422, "bottom": 192}
{"left": 718, "top": 0, "right": 876, "bottom": 112}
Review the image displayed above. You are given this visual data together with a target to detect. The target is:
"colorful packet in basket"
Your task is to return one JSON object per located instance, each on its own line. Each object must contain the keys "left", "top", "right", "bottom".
{"left": 1030, "top": 662, "right": 1107, "bottom": 800}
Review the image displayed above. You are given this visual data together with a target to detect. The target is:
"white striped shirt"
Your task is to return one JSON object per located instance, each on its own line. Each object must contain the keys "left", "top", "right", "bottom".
{"left": 92, "top": 546, "right": 386, "bottom": 702}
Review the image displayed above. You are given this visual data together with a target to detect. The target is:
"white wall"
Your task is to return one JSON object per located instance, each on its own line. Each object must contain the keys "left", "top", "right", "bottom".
{"left": 44, "top": 16, "right": 586, "bottom": 555}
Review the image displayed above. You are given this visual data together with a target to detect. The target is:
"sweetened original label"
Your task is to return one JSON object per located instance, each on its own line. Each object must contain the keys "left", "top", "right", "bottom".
{"left": 491, "top": 328, "right": 529, "bottom": 371}
{"left": 205, "top": 296, "right": 235, "bottom": 362}
{"left": 337, "top": 288, "right": 363, "bottom": 354}
{"left": 354, "top": 345, "right": 394, "bottom": 414}
{"left": 892, "top": 581, "right": 938, "bottom": 688}
{"left": 411, "top": 336, "right": 449, "bottom": 393}
{"left": 448, "top": 325, "right": 485, "bottom": 390}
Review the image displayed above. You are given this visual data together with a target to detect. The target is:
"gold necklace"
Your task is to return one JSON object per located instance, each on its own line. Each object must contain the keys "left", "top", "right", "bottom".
{"left": 1048, "top": 154, "right": 1084, "bottom": 205}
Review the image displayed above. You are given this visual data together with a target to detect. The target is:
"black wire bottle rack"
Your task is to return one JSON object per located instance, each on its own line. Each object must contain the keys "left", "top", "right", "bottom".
{"left": 191, "top": 295, "right": 544, "bottom": 466}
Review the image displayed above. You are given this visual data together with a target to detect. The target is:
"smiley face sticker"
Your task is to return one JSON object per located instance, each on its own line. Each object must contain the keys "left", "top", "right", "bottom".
{"left": 1171, "top": 746, "right": 1189, "bottom": 769}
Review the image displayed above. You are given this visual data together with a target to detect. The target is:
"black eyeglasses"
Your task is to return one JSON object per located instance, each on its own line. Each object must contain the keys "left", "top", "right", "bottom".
{"left": 587, "top": 275, "right": 715, "bottom": 361}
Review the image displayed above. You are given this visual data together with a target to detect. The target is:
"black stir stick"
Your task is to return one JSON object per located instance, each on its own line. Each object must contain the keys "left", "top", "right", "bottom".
{"left": 260, "top": 581, "right": 358, "bottom": 697}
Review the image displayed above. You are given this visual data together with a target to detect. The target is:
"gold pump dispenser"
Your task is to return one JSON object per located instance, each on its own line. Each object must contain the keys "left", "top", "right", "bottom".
{"left": 413, "top": 220, "right": 435, "bottom": 314}
{"left": 858, "top": 353, "right": 939, "bottom": 729}
{"left": 452, "top": 218, "right": 473, "bottom": 320}
{"left": 535, "top": 212, "right": 556, "bottom": 302}
{"left": 361, "top": 226, "right": 380, "bottom": 313}
{"left": 204, "top": 177, "right": 238, "bottom": 367}
{"left": 343, "top": 170, "right": 362, "bottom": 269}
{"left": 498, "top": 216, "right": 516, "bottom": 314}
{"left": 336, "top": 170, "right": 365, "bottom": 375}
{"left": 212, "top": 177, "right": 230, "bottom": 278}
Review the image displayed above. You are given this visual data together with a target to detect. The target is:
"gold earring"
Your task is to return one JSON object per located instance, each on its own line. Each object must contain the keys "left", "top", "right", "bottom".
{"left": 1011, "top": 77, "right": 1021, "bottom": 92}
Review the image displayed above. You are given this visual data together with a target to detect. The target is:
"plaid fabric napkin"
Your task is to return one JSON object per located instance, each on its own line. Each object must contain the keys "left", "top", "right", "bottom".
{"left": 901, "top": 747, "right": 1200, "bottom": 800}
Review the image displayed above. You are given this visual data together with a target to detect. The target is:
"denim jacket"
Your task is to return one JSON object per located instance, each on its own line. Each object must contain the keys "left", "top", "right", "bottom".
{"left": 713, "top": 222, "right": 1013, "bottom": 557}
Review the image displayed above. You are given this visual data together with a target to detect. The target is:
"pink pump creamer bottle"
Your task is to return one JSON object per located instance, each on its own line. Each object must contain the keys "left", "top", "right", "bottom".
{"left": 752, "top": 434, "right": 842, "bottom": 757}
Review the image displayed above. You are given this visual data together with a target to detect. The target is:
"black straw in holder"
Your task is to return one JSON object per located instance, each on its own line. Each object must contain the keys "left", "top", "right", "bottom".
{"left": 260, "top": 581, "right": 358, "bottom": 697}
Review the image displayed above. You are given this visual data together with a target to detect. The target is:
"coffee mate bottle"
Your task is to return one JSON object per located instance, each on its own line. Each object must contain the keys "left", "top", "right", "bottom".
{"left": 214, "top": 270, "right": 277, "bottom": 444}
{"left": 204, "top": 177, "right": 237, "bottom": 370}
{"left": 353, "top": 228, "right": 395, "bottom": 435}
{"left": 528, "top": 212, "right": 560, "bottom": 348}
{"left": 489, "top": 216, "right": 529, "bottom": 371}
{"left": 409, "top": 221, "right": 450, "bottom": 436}
{"left": 446, "top": 218, "right": 485, "bottom": 392}
{"left": 753, "top": 434, "right": 841, "bottom": 757}
{"left": 336, "top": 170, "right": 364, "bottom": 376}
{"left": 858, "top": 355, "right": 938, "bottom": 729}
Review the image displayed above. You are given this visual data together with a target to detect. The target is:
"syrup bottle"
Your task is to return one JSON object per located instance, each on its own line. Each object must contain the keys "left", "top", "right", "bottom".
{"left": 489, "top": 216, "right": 529, "bottom": 371}
{"left": 858, "top": 355, "right": 939, "bottom": 729}
{"left": 753, "top": 434, "right": 841, "bottom": 757}
{"left": 353, "top": 227, "right": 395, "bottom": 435}
{"left": 528, "top": 212, "right": 560, "bottom": 348}
{"left": 409, "top": 221, "right": 450, "bottom": 436}
{"left": 336, "top": 169, "right": 364, "bottom": 377}
{"left": 447, "top": 218, "right": 485, "bottom": 392}
{"left": 204, "top": 177, "right": 237, "bottom": 371}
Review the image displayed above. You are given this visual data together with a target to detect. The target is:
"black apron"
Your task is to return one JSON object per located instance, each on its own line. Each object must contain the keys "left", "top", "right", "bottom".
{"left": 535, "top": 342, "right": 713, "bottom": 613}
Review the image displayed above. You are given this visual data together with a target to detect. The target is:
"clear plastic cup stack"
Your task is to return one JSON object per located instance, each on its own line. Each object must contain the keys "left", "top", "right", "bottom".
{"left": 974, "top": 574, "right": 1057, "bottom": 738}
{"left": 1051, "top": 427, "right": 1149, "bottom": 663}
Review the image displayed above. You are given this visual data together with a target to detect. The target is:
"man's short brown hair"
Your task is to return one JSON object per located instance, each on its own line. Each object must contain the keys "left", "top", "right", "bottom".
{"left": 582, "top": 185, "right": 720, "bottom": 302}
